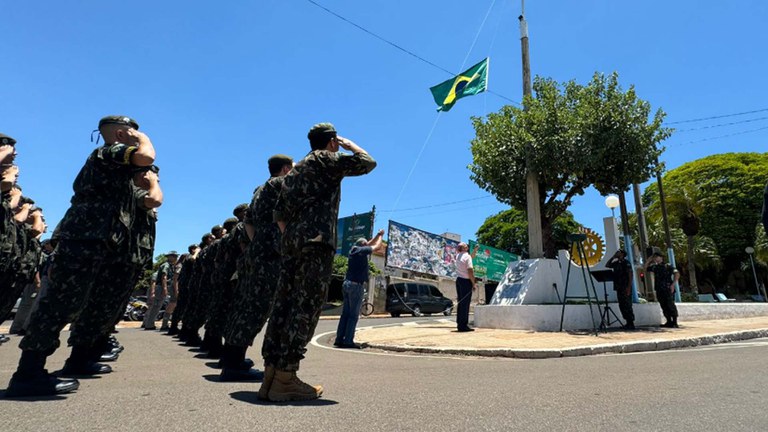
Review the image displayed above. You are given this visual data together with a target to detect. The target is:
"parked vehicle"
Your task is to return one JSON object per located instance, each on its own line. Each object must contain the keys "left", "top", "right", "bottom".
{"left": 385, "top": 281, "right": 453, "bottom": 317}
{"left": 124, "top": 296, "right": 168, "bottom": 322}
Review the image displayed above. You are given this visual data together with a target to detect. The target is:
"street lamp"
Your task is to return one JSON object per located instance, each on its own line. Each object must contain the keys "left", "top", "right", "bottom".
{"left": 745, "top": 246, "right": 766, "bottom": 302}
{"left": 605, "top": 195, "right": 620, "bottom": 218}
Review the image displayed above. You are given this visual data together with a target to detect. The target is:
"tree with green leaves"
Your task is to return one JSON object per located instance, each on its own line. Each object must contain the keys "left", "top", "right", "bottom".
{"left": 643, "top": 153, "right": 768, "bottom": 293}
{"left": 476, "top": 208, "right": 580, "bottom": 258}
{"left": 470, "top": 72, "right": 670, "bottom": 257}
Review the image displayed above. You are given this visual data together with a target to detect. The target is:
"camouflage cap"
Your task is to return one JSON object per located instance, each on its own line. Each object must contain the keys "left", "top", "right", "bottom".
{"left": 166, "top": 250, "right": 179, "bottom": 257}
{"left": 307, "top": 122, "right": 337, "bottom": 145}
{"left": 233, "top": 203, "right": 248, "bottom": 215}
{"left": 98, "top": 115, "right": 139, "bottom": 130}
{"left": 0, "top": 133, "right": 17, "bottom": 146}
{"left": 223, "top": 217, "right": 239, "bottom": 231}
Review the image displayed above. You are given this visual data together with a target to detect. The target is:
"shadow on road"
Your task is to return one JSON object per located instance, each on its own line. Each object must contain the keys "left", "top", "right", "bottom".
{"left": 1, "top": 391, "right": 68, "bottom": 401}
{"left": 204, "top": 361, "right": 221, "bottom": 369}
{"left": 229, "top": 391, "right": 338, "bottom": 406}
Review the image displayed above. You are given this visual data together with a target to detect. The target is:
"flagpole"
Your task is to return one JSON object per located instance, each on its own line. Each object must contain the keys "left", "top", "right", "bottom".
{"left": 519, "top": 2, "right": 544, "bottom": 259}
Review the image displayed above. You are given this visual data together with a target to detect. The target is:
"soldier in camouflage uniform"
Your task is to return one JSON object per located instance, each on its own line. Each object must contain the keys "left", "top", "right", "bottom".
{"left": 219, "top": 155, "right": 293, "bottom": 382}
{"left": 8, "top": 205, "right": 46, "bottom": 335}
{"left": 160, "top": 251, "right": 185, "bottom": 331}
{"left": 259, "top": 123, "right": 376, "bottom": 402}
{"left": 167, "top": 244, "right": 201, "bottom": 335}
{"left": 0, "top": 153, "right": 20, "bottom": 346}
{"left": 179, "top": 227, "right": 223, "bottom": 346}
{"left": 6, "top": 115, "right": 155, "bottom": 397}
{"left": 143, "top": 251, "right": 177, "bottom": 330}
{"left": 202, "top": 214, "right": 246, "bottom": 357}
{"left": 0, "top": 185, "right": 29, "bottom": 325}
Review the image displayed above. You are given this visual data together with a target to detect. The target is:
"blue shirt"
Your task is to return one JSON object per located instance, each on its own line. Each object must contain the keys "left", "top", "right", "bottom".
{"left": 345, "top": 246, "right": 373, "bottom": 283}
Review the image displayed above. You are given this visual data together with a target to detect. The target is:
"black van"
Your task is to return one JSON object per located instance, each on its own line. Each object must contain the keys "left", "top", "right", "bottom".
{"left": 385, "top": 282, "right": 453, "bottom": 317}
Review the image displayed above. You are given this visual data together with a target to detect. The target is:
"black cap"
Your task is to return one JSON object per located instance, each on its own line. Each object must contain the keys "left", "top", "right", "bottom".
{"left": 98, "top": 115, "right": 139, "bottom": 130}
{"left": 0, "top": 133, "right": 17, "bottom": 146}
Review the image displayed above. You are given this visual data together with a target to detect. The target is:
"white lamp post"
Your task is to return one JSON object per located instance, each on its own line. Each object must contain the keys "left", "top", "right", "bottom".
{"left": 605, "top": 194, "right": 639, "bottom": 302}
{"left": 605, "top": 195, "right": 620, "bottom": 219}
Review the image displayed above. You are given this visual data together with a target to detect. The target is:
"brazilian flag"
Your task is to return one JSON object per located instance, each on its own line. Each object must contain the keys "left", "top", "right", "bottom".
{"left": 429, "top": 58, "right": 489, "bottom": 112}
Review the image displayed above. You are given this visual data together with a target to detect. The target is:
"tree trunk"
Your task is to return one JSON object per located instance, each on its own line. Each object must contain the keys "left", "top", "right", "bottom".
{"left": 541, "top": 216, "right": 557, "bottom": 259}
{"left": 686, "top": 235, "right": 698, "bottom": 295}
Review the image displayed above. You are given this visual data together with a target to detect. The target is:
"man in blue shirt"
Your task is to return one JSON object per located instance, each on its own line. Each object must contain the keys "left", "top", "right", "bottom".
{"left": 334, "top": 229, "right": 384, "bottom": 348}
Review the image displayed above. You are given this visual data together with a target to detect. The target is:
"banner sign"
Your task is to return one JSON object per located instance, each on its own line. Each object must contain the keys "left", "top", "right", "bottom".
{"left": 385, "top": 220, "right": 459, "bottom": 278}
{"left": 468, "top": 240, "right": 519, "bottom": 282}
{"left": 336, "top": 211, "right": 374, "bottom": 256}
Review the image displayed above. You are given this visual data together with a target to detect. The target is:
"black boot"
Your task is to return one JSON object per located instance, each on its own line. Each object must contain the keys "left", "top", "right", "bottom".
{"left": 672, "top": 317, "right": 680, "bottom": 328}
{"left": 219, "top": 345, "right": 263, "bottom": 382}
{"left": 6, "top": 351, "right": 80, "bottom": 397}
{"left": 60, "top": 345, "right": 112, "bottom": 376}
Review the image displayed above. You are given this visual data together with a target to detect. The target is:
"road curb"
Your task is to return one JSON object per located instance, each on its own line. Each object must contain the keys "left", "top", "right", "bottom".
{"left": 364, "top": 327, "right": 768, "bottom": 359}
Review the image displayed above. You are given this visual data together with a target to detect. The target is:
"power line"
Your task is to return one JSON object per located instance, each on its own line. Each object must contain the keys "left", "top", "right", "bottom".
{"left": 305, "top": 0, "right": 520, "bottom": 106}
{"left": 675, "top": 115, "right": 768, "bottom": 132}
{"left": 674, "top": 125, "right": 768, "bottom": 146}
{"left": 665, "top": 107, "right": 768, "bottom": 125}
{"left": 379, "top": 195, "right": 494, "bottom": 213}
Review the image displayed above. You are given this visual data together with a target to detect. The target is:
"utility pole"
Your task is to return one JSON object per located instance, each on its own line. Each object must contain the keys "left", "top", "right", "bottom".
{"left": 656, "top": 168, "right": 681, "bottom": 302}
{"left": 632, "top": 182, "right": 649, "bottom": 296}
{"left": 519, "top": 1, "right": 543, "bottom": 258}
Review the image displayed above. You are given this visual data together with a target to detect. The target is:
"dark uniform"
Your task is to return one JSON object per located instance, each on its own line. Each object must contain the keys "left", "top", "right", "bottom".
{"left": 261, "top": 145, "right": 376, "bottom": 372}
{"left": 606, "top": 255, "right": 635, "bottom": 328}
{"left": 7, "top": 116, "right": 142, "bottom": 397}
{"left": 648, "top": 261, "right": 679, "bottom": 327}
{"left": 8, "top": 223, "right": 42, "bottom": 334}
{"left": 225, "top": 176, "right": 284, "bottom": 350}
{"left": 204, "top": 220, "right": 245, "bottom": 353}
{"left": 169, "top": 250, "right": 196, "bottom": 333}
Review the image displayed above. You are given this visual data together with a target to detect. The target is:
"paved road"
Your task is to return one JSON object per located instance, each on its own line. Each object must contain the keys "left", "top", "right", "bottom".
{"left": 1, "top": 317, "right": 767, "bottom": 431}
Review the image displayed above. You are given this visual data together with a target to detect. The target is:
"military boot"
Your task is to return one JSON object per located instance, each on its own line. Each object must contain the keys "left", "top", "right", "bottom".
{"left": 257, "top": 366, "right": 276, "bottom": 400}
{"left": 266, "top": 369, "right": 323, "bottom": 402}
{"left": 5, "top": 351, "right": 80, "bottom": 397}
{"left": 60, "top": 346, "right": 112, "bottom": 376}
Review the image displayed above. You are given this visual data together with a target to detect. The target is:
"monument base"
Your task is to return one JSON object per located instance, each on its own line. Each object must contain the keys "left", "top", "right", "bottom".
{"left": 475, "top": 304, "right": 661, "bottom": 331}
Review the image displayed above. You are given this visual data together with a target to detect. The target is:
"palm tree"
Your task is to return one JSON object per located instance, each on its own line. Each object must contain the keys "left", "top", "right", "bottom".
{"left": 646, "top": 186, "right": 707, "bottom": 295}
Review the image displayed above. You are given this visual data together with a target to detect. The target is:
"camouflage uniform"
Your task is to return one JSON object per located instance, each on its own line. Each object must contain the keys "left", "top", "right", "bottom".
{"left": 170, "top": 254, "right": 195, "bottom": 329}
{"left": 224, "top": 176, "right": 284, "bottom": 348}
{"left": 204, "top": 223, "right": 246, "bottom": 342}
{"left": 0, "top": 218, "right": 25, "bottom": 321}
{"left": 8, "top": 227, "right": 42, "bottom": 332}
{"left": 20, "top": 142, "right": 137, "bottom": 355}
{"left": 182, "top": 241, "right": 220, "bottom": 335}
{"left": 262, "top": 149, "right": 376, "bottom": 371}
{"left": 0, "top": 190, "right": 18, "bottom": 293}
{"left": 144, "top": 259, "right": 171, "bottom": 328}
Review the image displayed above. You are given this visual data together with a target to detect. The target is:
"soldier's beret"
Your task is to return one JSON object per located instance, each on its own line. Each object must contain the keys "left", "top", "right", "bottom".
{"left": 223, "top": 217, "right": 239, "bottom": 231}
{"left": 166, "top": 250, "right": 179, "bottom": 257}
{"left": 233, "top": 203, "right": 248, "bottom": 215}
{"left": 0, "top": 133, "right": 17, "bottom": 146}
{"left": 211, "top": 225, "right": 224, "bottom": 233}
{"left": 307, "top": 123, "right": 337, "bottom": 142}
{"left": 98, "top": 115, "right": 139, "bottom": 130}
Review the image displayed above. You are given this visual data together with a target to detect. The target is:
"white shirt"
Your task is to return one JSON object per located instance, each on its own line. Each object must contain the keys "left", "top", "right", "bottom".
{"left": 456, "top": 252, "right": 473, "bottom": 279}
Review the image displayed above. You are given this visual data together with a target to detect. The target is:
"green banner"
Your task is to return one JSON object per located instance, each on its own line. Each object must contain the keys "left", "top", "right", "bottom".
{"left": 468, "top": 240, "right": 519, "bottom": 282}
{"left": 336, "top": 211, "right": 374, "bottom": 256}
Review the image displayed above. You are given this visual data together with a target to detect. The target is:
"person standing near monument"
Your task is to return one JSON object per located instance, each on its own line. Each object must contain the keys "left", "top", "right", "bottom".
{"left": 259, "top": 123, "right": 376, "bottom": 402}
{"left": 454, "top": 243, "right": 476, "bottom": 332}
{"left": 606, "top": 250, "right": 635, "bottom": 330}
{"left": 646, "top": 252, "right": 680, "bottom": 328}
{"left": 334, "top": 229, "right": 384, "bottom": 349}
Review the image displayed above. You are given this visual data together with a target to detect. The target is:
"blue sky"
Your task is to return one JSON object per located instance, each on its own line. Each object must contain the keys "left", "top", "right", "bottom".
{"left": 2, "top": 0, "right": 767, "bottom": 256}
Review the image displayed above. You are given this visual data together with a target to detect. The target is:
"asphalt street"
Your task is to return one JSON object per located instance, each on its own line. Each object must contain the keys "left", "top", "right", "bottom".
{"left": 1, "top": 317, "right": 767, "bottom": 431}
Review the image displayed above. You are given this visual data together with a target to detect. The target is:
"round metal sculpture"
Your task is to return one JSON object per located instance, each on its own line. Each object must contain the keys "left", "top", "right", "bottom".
{"left": 570, "top": 227, "right": 605, "bottom": 267}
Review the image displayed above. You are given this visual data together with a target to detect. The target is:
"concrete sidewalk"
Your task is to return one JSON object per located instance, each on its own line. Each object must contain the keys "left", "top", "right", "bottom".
{"left": 351, "top": 316, "right": 768, "bottom": 359}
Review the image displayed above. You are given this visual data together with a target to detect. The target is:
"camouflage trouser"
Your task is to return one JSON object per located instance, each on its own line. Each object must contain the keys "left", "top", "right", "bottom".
{"left": 67, "top": 252, "right": 134, "bottom": 348}
{"left": 204, "top": 276, "right": 234, "bottom": 340}
{"left": 183, "top": 272, "right": 211, "bottom": 333}
{"left": 171, "top": 279, "right": 189, "bottom": 328}
{"left": 0, "top": 271, "right": 24, "bottom": 322}
{"left": 20, "top": 240, "right": 122, "bottom": 354}
{"left": 224, "top": 251, "right": 280, "bottom": 348}
{"left": 10, "top": 282, "right": 37, "bottom": 333}
{"left": 262, "top": 244, "right": 334, "bottom": 371}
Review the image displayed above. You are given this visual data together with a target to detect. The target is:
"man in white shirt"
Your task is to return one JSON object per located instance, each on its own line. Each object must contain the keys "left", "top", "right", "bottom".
{"left": 454, "top": 243, "right": 476, "bottom": 332}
